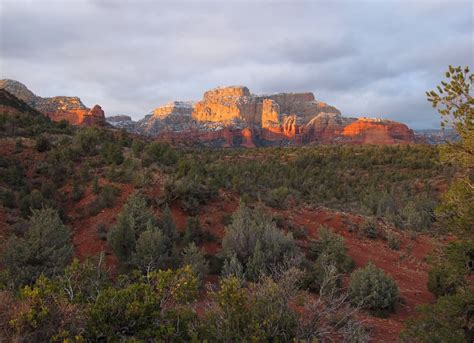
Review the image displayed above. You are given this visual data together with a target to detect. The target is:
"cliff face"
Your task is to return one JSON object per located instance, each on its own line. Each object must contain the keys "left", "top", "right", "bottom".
{"left": 0, "top": 79, "right": 106, "bottom": 126}
{"left": 341, "top": 118, "right": 415, "bottom": 144}
{"left": 137, "top": 85, "right": 414, "bottom": 147}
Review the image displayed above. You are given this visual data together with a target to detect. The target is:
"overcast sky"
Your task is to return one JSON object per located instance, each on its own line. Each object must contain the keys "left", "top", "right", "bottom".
{"left": 1, "top": 0, "right": 472, "bottom": 128}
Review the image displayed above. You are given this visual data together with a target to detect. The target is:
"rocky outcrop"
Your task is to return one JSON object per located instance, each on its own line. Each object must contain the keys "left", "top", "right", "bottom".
{"left": 301, "top": 113, "right": 356, "bottom": 143}
{"left": 192, "top": 86, "right": 255, "bottom": 124}
{"left": 341, "top": 118, "right": 415, "bottom": 144}
{"left": 0, "top": 79, "right": 36, "bottom": 103}
{"left": 0, "top": 79, "right": 106, "bottom": 126}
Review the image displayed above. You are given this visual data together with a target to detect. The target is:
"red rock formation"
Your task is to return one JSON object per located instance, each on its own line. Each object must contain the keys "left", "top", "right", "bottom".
{"left": 241, "top": 128, "right": 256, "bottom": 148}
{"left": 302, "top": 113, "right": 355, "bottom": 143}
{"left": 341, "top": 119, "right": 415, "bottom": 144}
{"left": 46, "top": 104, "right": 106, "bottom": 126}
{"left": 0, "top": 79, "right": 106, "bottom": 127}
{"left": 81, "top": 105, "right": 106, "bottom": 126}
{"left": 261, "top": 99, "right": 280, "bottom": 128}
{"left": 153, "top": 86, "right": 416, "bottom": 147}
{"left": 192, "top": 86, "right": 255, "bottom": 123}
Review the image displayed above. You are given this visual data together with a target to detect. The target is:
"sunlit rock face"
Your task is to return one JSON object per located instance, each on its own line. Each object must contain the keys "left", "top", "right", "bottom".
{"left": 137, "top": 85, "right": 415, "bottom": 147}
{"left": 0, "top": 79, "right": 106, "bottom": 126}
{"left": 192, "top": 86, "right": 258, "bottom": 124}
{"left": 341, "top": 118, "right": 415, "bottom": 144}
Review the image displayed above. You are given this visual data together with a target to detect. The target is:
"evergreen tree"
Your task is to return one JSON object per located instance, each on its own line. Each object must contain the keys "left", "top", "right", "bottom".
{"left": 107, "top": 192, "right": 156, "bottom": 264}
{"left": 134, "top": 226, "right": 169, "bottom": 272}
{"left": 427, "top": 65, "right": 473, "bottom": 235}
{"left": 1, "top": 208, "right": 73, "bottom": 287}
{"left": 182, "top": 243, "right": 209, "bottom": 285}
{"left": 161, "top": 204, "right": 179, "bottom": 242}
{"left": 221, "top": 203, "right": 299, "bottom": 279}
{"left": 349, "top": 262, "right": 399, "bottom": 316}
{"left": 221, "top": 252, "right": 245, "bottom": 281}
{"left": 246, "top": 239, "right": 266, "bottom": 281}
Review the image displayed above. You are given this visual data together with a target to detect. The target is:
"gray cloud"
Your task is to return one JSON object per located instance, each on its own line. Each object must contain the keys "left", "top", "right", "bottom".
{"left": 1, "top": 0, "right": 472, "bottom": 128}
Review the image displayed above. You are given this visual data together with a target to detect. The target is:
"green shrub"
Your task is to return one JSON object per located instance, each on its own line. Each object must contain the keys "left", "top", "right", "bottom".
{"left": 107, "top": 192, "right": 156, "bottom": 264}
{"left": 1, "top": 208, "right": 73, "bottom": 287}
{"left": 101, "top": 141, "right": 124, "bottom": 165}
{"left": 71, "top": 180, "right": 84, "bottom": 201}
{"left": 427, "top": 240, "right": 473, "bottom": 297}
{"left": 92, "top": 176, "right": 100, "bottom": 194}
{"left": 387, "top": 232, "right": 401, "bottom": 250}
{"left": 160, "top": 204, "right": 179, "bottom": 243}
{"left": 306, "top": 227, "right": 354, "bottom": 290}
{"left": 348, "top": 262, "right": 399, "bottom": 316}
{"left": 85, "top": 185, "right": 120, "bottom": 217}
{"left": 35, "top": 135, "right": 51, "bottom": 152}
{"left": 86, "top": 267, "right": 198, "bottom": 341}
{"left": 182, "top": 243, "right": 209, "bottom": 285}
{"left": 134, "top": 226, "right": 172, "bottom": 271}
{"left": 221, "top": 204, "right": 299, "bottom": 280}
{"left": 265, "top": 186, "right": 290, "bottom": 209}
{"left": 401, "top": 289, "right": 474, "bottom": 343}
{"left": 361, "top": 218, "right": 378, "bottom": 239}
{"left": 183, "top": 216, "right": 215, "bottom": 244}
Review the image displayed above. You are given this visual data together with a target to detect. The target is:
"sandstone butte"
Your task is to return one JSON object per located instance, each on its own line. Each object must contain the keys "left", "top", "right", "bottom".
{"left": 0, "top": 79, "right": 106, "bottom": 126}
{"left": 141, "top": 85, "right": 415, "bottom": 147}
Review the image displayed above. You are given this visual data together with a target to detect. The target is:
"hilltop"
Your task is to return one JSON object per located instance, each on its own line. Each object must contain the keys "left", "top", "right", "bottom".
{"left": 0, "top": 79, "right": 106, "bottom": 126}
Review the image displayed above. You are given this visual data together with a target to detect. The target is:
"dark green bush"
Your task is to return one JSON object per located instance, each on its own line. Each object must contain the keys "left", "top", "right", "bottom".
{"left": 35, "top": 135, "right": 51, "bottom": 152}
{"left": 349, "top": 262, "right": 399, "bottom": 316}
{"left": 387, "top": 232, "right": 401, "bottom": 250}
{"left": 361, "top": 218, "right": 378, "bottom": 239}
{"left": 427, "top": 240, "right": 474, "bottom": 297}
{"left": 221, "top": 204, "right": 300, "bottom": 280}
{"left": 1, "top": 208, "right": 73, "bottom": 287}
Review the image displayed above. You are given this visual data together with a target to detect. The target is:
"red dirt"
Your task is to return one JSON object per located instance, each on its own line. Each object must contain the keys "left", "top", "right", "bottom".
{"left": 67, "top": 181, "right": 135, "bottom": 268}
{"left": 281, "top": 206, "right": 435, "bottom": 342}
{"left": 0, "top": 138, "right": 437, "bottom": 342}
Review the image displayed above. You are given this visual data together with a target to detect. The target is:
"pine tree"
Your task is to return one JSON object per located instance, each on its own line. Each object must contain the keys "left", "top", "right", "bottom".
{"left": 1, "top": 208, "right": 73, "bottom": 287}
{"left": 108, "top": 192, "right": 156, "bottom": 264}
{"left": 246, "top": 239, "right": 266, "bottom": 281}
{"left": 134, "top": 225, "right": 169, "bottom": 272}
{"left": 161, "top": 204, "right": 178, "bottom": 243}
{"left": 221, "top": 252, "right": 244, "bottom": 282}
{"left": 182, "top": 243, "right": 209, "bottom": 285}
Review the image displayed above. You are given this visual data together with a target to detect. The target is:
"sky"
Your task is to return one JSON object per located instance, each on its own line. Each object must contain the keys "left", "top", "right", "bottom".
{"left": 0, "top": 0, "right": 472, "bottom": 129}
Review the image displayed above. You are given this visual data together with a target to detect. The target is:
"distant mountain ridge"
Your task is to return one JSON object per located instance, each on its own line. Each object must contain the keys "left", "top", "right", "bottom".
{"left": 1, "top": 80, "right": 416, "bottom": 146}
{"left": 414, "top": 129, "right": 459, "bottom": 144}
